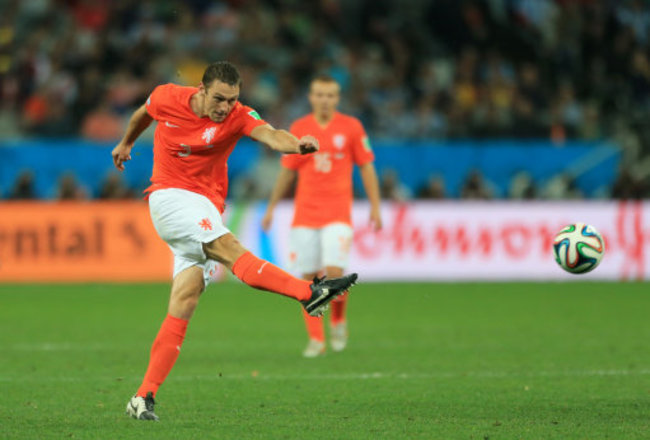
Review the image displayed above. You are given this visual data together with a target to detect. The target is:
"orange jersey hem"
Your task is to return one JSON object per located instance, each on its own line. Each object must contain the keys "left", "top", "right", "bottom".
{"left": 291, "top": 218, "right": 352, "bottom": 228}
{"left": 144, "top": 184, "right": 225, "bottom": 214}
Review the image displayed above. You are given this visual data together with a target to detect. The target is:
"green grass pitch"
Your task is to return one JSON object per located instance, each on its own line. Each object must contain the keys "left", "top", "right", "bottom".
{"left": 1, "top": 281, "right": 649, "bottom": 439}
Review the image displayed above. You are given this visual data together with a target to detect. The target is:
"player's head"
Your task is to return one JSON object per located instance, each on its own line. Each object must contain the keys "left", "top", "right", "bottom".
{"left": 199, "top": 61, "right": 241, "bottom": 122}
{"left": 308, "top": 75, "right": 340, "bottom": 119}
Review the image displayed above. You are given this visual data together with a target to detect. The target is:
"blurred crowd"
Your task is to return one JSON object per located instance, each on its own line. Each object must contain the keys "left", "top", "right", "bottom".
{"left": 2, "top": 0, "right": 650, "bottom": 200}
{"left": 2, "top": 164, "right": 633, "bottom": 203}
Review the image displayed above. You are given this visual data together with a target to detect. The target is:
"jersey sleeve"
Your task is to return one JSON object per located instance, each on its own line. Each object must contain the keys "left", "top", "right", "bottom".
{"left": 144, "top": 84, "right": 171, "bottom": 121}
{"left": 239, "top": 105, "right": 268, "bottom": 136}
{"left": 350, "top": 118, "right": 375, "bottom": 165}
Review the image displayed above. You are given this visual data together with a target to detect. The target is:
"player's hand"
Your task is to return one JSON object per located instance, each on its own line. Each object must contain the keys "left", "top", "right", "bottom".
{"left": 112, "top": 143, "right": 132, "bottom": 171}
{"left": 261, "top": 210, "right": 273, "bottom": 231}
{"left": 298, "top": 135, "right": 319, "bottom": 155}
{"left": 370, "top": 207, "right": 383, "bottom": 231}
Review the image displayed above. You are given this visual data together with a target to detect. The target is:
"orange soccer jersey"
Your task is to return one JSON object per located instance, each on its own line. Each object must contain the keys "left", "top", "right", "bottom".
{"left": 144, "top": 84, "right": 267, "bottom": 212}
{"left": 282, "top": 112, "right": 374, "bottom": 227}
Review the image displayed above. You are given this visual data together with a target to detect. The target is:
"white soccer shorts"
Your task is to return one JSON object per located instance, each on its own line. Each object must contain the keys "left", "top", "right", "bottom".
{"left": 288, "top": 223, "right": 353, "bottom": 275}
{"left": 148, "top": 188, "right": 230, "bottom": 285}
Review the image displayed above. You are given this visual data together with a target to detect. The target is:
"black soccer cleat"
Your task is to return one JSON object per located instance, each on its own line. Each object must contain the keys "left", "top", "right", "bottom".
{"left": 126, "top": 391, "right": 159, "bottom": 421}
{"left": 301, "top": 273, "right": 358, "bottom": 317}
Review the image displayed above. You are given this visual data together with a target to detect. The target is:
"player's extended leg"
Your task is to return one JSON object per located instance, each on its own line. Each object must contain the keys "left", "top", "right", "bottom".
{"left": 202, "top": 233, "right": 356, "bottom": 317}
{"left": 320, "top": 223, "right": 353, "bottom": 352}
{"left": 126, "top": 266, "right": 204, "bottom": 421}
{"left": 300, "top": 272, "right": 326, "bottom": 358}
{"left": 326, "top": 266, "right": 349, "bottom": 352}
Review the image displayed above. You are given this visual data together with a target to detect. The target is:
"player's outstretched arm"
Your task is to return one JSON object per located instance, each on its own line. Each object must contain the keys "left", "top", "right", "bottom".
{"left": 111, "top": 104, "right": 153, "bottom": 171}
{"left": 250, "top": 124, "right": 319, "bottom": 155}
{"left": 261, "top": 168, "right": 297, "bottom": 231}
{"left": 359, "top": 162, "right": 383, "bottom": 231}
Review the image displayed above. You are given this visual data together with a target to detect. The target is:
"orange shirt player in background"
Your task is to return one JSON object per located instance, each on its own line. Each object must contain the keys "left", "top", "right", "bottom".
{"left": 112, "top": 62, "right": 359, "bottom": 421}
{"left": 262, "top": 75, "right": 382, "bottom": 358}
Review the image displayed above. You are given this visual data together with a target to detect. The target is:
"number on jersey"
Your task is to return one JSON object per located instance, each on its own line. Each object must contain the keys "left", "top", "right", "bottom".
{"left": 178, "top": 144, "right": 191, "bottom": 157}
{"left": 313, "top": 152, "right": 332, "bottom": 173}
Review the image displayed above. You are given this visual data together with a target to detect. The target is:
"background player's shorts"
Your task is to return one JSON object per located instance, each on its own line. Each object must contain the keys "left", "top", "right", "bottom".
{"left": 288, "top": 223, "right": 353, "bottom": 274}
{"left": 148, "top": 188, "right": 230, "bottom": 286}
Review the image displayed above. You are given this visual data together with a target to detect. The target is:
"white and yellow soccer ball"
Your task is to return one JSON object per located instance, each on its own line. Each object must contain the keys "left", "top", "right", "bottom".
{"left": 553, "top": 223, "right": 605, "bottom": 274}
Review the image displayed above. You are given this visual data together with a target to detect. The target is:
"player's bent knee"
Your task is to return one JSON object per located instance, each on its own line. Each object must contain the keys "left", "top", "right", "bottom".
{"left": 169, "top": 288, "right": 201, "bottom": 319}
{"left": 169, "top": 266, "right": 205, "bottom": 319}
{"left": 181, "top": 294, "right": 199, "bottom": 312}
{"left": 202, "top": 233, "right": 248, "bottom": 268}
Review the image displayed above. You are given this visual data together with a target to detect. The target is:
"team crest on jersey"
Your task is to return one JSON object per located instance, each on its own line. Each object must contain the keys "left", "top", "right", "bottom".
{"left": 202, "top": 127, "right": 217, "bottom": 144}
{"left": 333, "top": 134, "right": 346, "bottom": 149}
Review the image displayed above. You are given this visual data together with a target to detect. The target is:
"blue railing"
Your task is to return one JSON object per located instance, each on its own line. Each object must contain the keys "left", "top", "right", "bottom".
{"left": 0, "top": 138, "right": 621, "bottom": 199}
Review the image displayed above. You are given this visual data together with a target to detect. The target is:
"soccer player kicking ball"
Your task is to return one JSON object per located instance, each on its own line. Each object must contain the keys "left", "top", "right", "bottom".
{"left": 112, "top": 62, "right": 358, "bottom": 421}
{"left": 262, "top": 75, "right": 382, "bottom": 358}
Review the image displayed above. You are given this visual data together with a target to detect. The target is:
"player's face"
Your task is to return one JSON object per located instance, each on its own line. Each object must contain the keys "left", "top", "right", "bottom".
{"left": 201, "top": 80, "right": 240, "bottom": 122}
{"left": 308, "top": 81, "right": 340, "bottom": 118}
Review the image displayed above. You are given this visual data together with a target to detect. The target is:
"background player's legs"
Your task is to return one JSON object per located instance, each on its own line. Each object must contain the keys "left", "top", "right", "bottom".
{"left": 321, "top": 223, "right": 353, "bottom": 353}
{"left": 325, "top": 266, "right": 347, "bottom": 324}
{"left": 202, "top": 233, "right": 311, "bottom": 301}
{"left": 301, "top": 266, "right": 347, "bottom": 357}
{"left": 288, "top": 227, "right": 325, "bottom": 356}
{"left": 326, "top": 266, "right": 349, "bottom": 352}
{"left": 137, "top": 266, "right": 204, "bottom": 397}
{"left": 302, "top": 273, "right": 324, "bottom": 357}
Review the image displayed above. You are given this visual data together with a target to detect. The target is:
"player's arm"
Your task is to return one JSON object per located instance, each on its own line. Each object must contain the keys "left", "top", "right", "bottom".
{"left": 359, "top": 162, "right": 383, "bottom": 231}
{"left": 250, "top": 124, "right": 319, "bottom": 155}
{"left": 111, "top": 104, "right": 153, "bottom": 171}
{"left": 261, "top": 167, "right": 297, "bottom": 231}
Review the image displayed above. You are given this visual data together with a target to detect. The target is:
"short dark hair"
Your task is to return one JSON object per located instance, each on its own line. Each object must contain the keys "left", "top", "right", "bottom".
{"left": 311, "top": 74, "right": 338, "bottom": 85}
{"left": 202, "top": 61, "right": 242, "bottom": 87}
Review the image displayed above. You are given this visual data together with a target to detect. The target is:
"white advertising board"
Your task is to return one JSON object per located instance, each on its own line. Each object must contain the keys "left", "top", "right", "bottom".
{"left": 248, "top": 201, "right": 648, "bottom": 281}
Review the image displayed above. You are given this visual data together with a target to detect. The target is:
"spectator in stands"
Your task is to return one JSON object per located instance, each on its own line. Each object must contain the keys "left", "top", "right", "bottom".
{"left": 81, "top": 99, "right": 124, "bottom": 142}
{"left": 412, "top": 97, "right": 447, "bottom": 139}
{"left": 579, "top": 103, "right": 603, "bottom": 140}
{"left": 629, "top": 49, "right": 650, "bottom": 107}
{"left": 611, "top": 166, "right": 646, "bottom": 199}
{"left": 98, "top": 172, "right": 135, "bottom": 199}
{"left": 21, "top": 87, "right": 50, "bottom": 132}
{"left": 230, "top": 177, "right": 258, "bottom": 202}
{"left": 540, "top": 174, "right": 583, "bottom": 200}
{"left": 417, "top": 175, "right": 446, "bottom": 199}
{"left": 554, "top": 82, "right": 583, "bottom": 139}
{"left": 246, "top": 148, "right": 283, "bottom": 200}
{"left": 56, "top": 173, "right": 88, "bottom": 200}
{"left": 23, "top": 86, "right": 76, "bottom": 138}
{"left": 508, "top": 171, "right": 537, "bottom": 200}
{"left": 460, "top": 170, "right": 493, "bottom": 200}
{"left": 5, "top": 0, "right": 650, "bottom": 201}
{"left": 231, "top": 149, "right": 285, "bottom": 202}
{"left": 9, "top": 170, "right": 36, "bottom": 200}
{"left": 379, "top": 169, "right": 411, "bottom": 202}
{"left": 4, "top": 0, "right": 650, "bottom": 144}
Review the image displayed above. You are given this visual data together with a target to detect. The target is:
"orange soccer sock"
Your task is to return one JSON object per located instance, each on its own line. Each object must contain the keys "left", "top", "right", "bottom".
{"left": 136, "top": 314, "right": 188, "bottom": 398}
{"left": 231, "top": 252, "right": 311, "bottom": 301}
{"left": 330, "top": 291, "right": 348, "bottom": 325}
{"left": 302, "top": 308, "right": 325, "bottom": 342}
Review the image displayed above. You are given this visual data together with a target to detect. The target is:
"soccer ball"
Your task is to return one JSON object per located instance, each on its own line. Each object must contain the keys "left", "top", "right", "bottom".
{"left": 553, "top": 223, "right": 605, "bottom": 274}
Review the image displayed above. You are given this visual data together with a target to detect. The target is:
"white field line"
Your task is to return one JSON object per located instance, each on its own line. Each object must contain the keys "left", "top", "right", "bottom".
{"left": 2, "top": 369, "right": 650, "bottom": 383}
{"left": 8, "top": 342, "right": 114, "bottom": 351}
